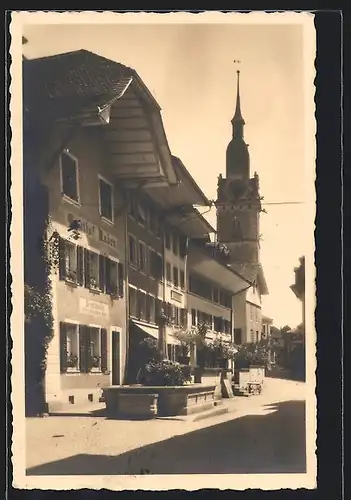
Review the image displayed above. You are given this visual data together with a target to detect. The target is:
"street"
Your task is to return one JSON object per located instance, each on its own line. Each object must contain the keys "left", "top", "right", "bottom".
{"left": 26, "top": 378, "right": 307, "bottom": 475}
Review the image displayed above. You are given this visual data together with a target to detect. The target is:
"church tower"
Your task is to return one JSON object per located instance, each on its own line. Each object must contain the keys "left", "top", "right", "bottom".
{"left": 216, "top": 69, "right": 262, "bottom": 265}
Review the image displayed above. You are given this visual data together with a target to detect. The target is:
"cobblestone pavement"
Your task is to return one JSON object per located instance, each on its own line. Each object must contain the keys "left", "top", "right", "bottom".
{"left": 26, "top": 378, "right": 308, "bottom": 475}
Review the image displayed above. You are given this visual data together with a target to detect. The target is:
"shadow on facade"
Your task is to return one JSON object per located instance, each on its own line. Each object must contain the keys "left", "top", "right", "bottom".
{"left": 27, "top": 399, "right": 306, "bottom": 476}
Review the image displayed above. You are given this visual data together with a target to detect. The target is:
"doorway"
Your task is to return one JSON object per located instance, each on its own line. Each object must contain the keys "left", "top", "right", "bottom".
{"left": 112, "top": 330, "right": 121, "bottom": 386}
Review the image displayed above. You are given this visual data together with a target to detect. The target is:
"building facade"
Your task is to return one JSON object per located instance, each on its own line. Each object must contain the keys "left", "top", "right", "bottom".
{"left": 23, "top": 49, "right": 180, "bottom": 410}
{"left": 216, "top": 70, "right": 269, "bottom": 344}
{"left": 23, "top": 50, "right": 253, "bottom": 411}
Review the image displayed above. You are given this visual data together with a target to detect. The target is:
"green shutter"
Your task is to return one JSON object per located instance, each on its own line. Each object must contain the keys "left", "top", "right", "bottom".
{"left": 76, "top": 246, "right": 84, "bottom": 286}
{"left": 101, "top": 328, "right": 108, "bottom": 373}
{"left": 59, "top": 237, "right": 66, "bottom": 280}
{"left": 59, "top": 322, "right": 68, "bottom": 373}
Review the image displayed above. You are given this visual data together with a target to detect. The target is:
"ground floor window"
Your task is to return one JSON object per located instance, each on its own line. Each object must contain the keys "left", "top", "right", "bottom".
{"left": 66, "top": 323, "right": 79, "bottom": 370}
{"left": 60, "top": 322, "right": 108, "bottom": 374}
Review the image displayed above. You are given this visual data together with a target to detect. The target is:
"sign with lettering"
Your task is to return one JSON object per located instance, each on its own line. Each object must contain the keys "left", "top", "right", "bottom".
{"left": 79, "top": 298, "right": 109, "bottom": 319}
{"left": 66, "top": 213, "right": 118, "bottom": 251}
{"left": 99, "top": 228, "right": 118, "bottom": 249}
{"left": 171, "top": 290, "right": 183, "bottom": 303}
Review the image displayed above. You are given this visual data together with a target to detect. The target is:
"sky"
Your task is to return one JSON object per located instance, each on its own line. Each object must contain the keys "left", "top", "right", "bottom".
{"left": 22, "top": 17, "right": 314, "bottom": 328}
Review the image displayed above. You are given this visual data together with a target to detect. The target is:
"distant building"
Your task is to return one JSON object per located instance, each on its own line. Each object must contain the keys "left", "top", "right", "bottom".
{"left": 262, "top": 315, "right": 273, "bottom": 340}
{"left": 216, "top": 69, "right": 269, "bottom": 344}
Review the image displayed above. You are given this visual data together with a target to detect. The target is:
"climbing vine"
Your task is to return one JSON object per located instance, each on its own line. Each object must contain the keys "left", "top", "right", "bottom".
{"left": 24, "top": 215, "right": 56, "bottom": 375}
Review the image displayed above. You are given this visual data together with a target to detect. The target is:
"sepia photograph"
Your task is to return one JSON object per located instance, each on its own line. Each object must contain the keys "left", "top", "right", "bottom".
{"left": 10, "top": 11, "right": 316, "bottom": 491}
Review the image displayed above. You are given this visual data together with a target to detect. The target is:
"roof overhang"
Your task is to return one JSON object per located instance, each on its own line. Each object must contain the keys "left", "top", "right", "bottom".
{"left": 187, "top": 244, "right": 251, "bottom": 293}
{"left": 166, "top": 207, "right": 215, "bottom": 239}
{"left": 103, "top": 79, "right": 178, "bottom": 188}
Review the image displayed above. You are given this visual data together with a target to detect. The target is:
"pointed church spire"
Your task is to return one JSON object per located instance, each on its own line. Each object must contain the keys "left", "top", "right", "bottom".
{"left": 231, "top": 69, "right": 245, "bottom": 139}
{"left": 226, "top": 63, "right": 250, "bottom": 179}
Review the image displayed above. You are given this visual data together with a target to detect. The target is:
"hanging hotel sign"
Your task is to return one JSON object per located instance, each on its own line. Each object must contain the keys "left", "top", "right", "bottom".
{"left": 79, "top": 298, "right": 109, "bottom": 318}
{"left": 66, "top": 213, "right": 118, "bottom": 250}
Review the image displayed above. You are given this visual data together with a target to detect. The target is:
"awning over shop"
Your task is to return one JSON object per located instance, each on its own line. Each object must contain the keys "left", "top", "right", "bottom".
{"left": 130, "top": 320, "right": 159, "bottom": 340}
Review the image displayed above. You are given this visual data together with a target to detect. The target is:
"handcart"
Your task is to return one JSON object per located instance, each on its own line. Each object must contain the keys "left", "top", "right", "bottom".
{"left": 233, "top": 366, "right": 265, "bottom": 396}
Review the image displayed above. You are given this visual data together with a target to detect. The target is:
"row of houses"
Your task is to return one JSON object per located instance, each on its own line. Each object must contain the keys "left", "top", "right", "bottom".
{"left": 23, "top": 49, "right": 268, "bottom": 412}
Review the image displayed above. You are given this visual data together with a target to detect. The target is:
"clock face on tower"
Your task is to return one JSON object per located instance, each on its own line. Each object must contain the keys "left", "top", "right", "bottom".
{"left": 225, "top": 179, "right": 246, "bottom": 201}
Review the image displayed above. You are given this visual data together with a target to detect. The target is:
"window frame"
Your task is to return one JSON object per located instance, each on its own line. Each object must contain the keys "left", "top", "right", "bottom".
{"left": 173, "top": 266, "right": 179, "bottom": 288}
{"left": 138, "top": 240, "right": 148, "bottom": 274}
{"left": 59, "top": 150, "right": 80, "bottom": 205}
{"left": 86, "top": 250, "right": 100, "bottom": 291}
{"left": 128, "top": 234, "right": 138, "bottom": 268}
{"left": 87, "top": 324, "right": 102, "bottom": 373}
{"left": 98, "top": 174, "right": 114, "bottom": 225}
{"left": 128, "top": 285, "right": 138, "bottom": 318}
{"left": 64, "top": 240, "right": 78, "bottom": 284}
{"left": 65, "top": 322, "right": 80, "bottom": 373}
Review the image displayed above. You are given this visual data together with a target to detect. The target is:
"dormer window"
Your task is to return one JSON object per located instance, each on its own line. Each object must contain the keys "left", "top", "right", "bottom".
{"left": 60, "top": 151, "right": 79, "bottom": 203}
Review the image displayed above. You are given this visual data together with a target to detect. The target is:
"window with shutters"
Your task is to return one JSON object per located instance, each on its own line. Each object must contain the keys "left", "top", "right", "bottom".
{"left": 60, "top": 151, "right": 79, "bottom": 203}
{"left": 138, "top": 241, "right": 147, "bottom": 273}
{"left": 106, "top": 258, "right": 118, "bottom": 295}
{"left": 128, "top": 235, "right": 137, "bottom": 267}
{"left": 180, "top": 270, "right": 185, "bottom": 290}
{"left": 129, "top": 287, "right": 138, "bottom": 317}
{"left": 166, "top": 262, "right": 171, "bottom": 284}
{"left": 88, "top": 327, "right": 101, "bottom": 371}
{"left": 86, "top": 251, "right": 100, "bottom": 290}
{"left": 214, "top": 316, "right": 222, "bottom": 332}
{"left": 173, "top": 266, "right": 179, "bottom": 288}
{"left": 98, "top": 176, "right": 114, "bottom": 223}
{"left": 137, "top": 291, "right": 147, "bottom": 320}
{"left": 66, "top": 323, "right": 79, "bottom": 371}
{"left": 148, "top": 295, "right": 156, "bottom": 324}
{"left": 149, "top": 251, "right": 163, "bottom": 280}
{"left": 118, "top": 262, "right": 124, "bottom": 298}
{"left": 180, "top": 308, "right": 188, "bottom": 328}
{"left": 174, "top": 307, "right": 180, "bottom": 326}
{"left": 137, "top": 200, "right": 148, "bottom": 226}
{"left": 179, "top": 235, "right": 187, "bottom": 258}
{"left": 64, "top": 241, "right": 77, "bottom": 283}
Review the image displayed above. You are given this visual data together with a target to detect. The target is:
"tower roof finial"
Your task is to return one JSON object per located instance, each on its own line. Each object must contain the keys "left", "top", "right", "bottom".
{"left": 233, "top": 60, "right": 244, "bottom": 124}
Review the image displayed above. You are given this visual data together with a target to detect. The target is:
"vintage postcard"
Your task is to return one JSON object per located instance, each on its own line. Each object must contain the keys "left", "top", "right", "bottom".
{"left": 10, "top": 10, "right": 317, "bottom": 491}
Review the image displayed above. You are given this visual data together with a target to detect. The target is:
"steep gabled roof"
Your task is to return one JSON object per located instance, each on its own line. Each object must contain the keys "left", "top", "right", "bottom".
{"left": 23, "top": 49, "right": 179, "bottom": 186}
{"left": 23, "top": 49, "right": 135, "bottom": 122}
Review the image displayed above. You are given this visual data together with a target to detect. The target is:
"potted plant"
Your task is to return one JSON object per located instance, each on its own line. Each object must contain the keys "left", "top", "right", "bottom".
{"left": 66, "top": 353, "right": 78, "bottom": 369}
{"left": 91, "top": 355, "right": 101, "bottom": 369}
{"left": 89, "top": 277, "right": 100, "bottom": 291}
{"left": 66, "top": 269, "right": 77, "bottom": 282}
